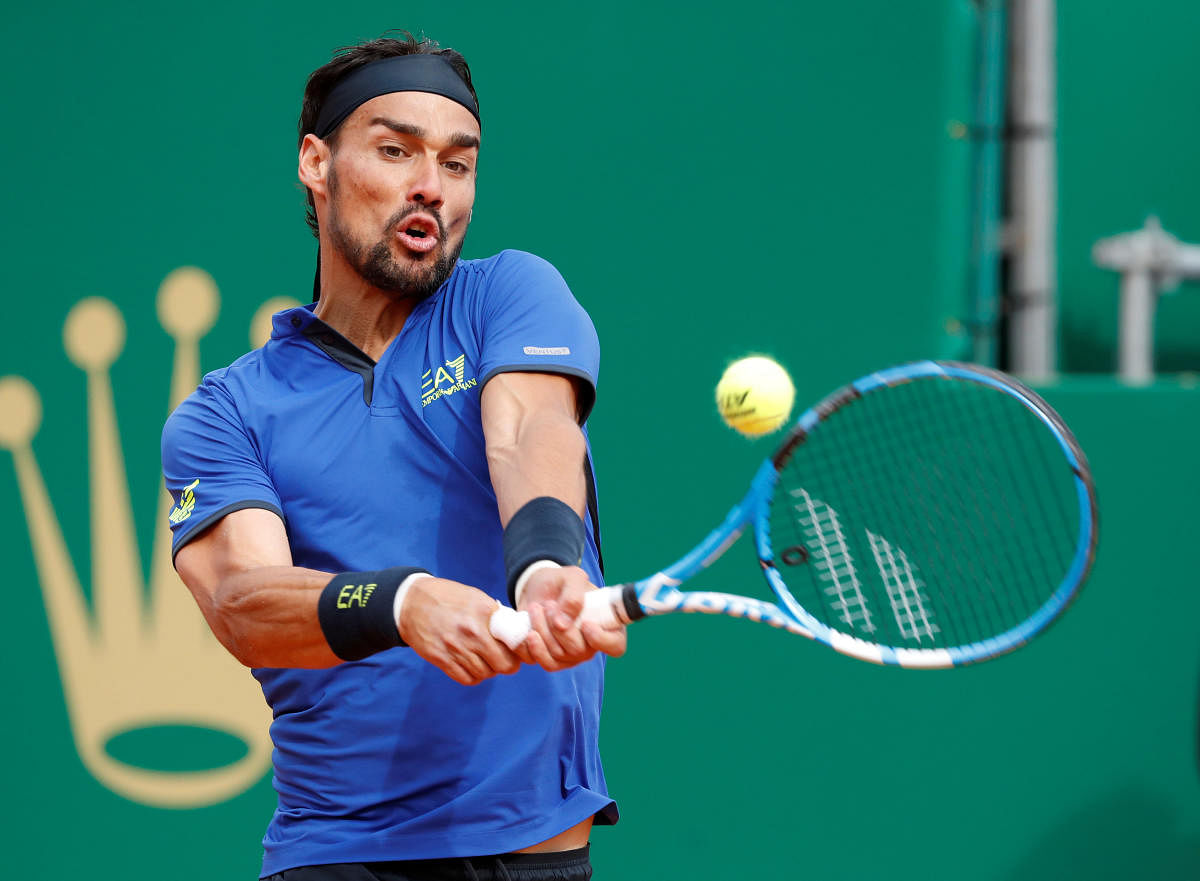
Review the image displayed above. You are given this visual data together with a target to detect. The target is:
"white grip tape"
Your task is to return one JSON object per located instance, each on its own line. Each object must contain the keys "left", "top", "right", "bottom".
{"left": 488, "top": 606, "right": 531, "bottom": 651}
{"left": 488, "top": 586, "right": 622, "bottom": 651}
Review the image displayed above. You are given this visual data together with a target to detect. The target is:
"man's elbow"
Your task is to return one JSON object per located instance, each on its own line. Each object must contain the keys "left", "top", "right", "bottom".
{"left": 205, "top": 579, "right": 265, "bottom": 668}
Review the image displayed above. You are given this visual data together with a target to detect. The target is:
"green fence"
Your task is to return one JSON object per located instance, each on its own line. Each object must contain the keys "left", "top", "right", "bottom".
{"left": 2, "top": 2, "right": 1197, "bottom": 877}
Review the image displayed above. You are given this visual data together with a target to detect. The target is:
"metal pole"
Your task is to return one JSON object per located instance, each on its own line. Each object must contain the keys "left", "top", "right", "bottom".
{"left": 1093, "top": 217, "right": 1200, "bottom": 384}
{"left": 1118, "top": 269, "right": 1155, "bottom": 384}
{"left": 1007, "top": 0, "right": 1057, "bottom": 380}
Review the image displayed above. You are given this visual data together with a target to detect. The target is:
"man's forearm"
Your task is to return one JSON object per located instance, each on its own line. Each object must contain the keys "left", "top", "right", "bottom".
{"left": 201, "top": 565, "right": 341, "bottom": 669}
{"left": 486, "top": 407, "right": 589, "bottom": 524}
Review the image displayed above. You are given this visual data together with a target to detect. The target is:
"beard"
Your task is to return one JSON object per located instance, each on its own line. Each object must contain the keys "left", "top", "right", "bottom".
{"left": 326, "top": 170, "right": 466, "bottom": 302}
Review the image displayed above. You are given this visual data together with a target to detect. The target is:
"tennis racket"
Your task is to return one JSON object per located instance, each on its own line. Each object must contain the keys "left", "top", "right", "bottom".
{"left": 489, "top": 361, "right": 1098, "bottom": 668}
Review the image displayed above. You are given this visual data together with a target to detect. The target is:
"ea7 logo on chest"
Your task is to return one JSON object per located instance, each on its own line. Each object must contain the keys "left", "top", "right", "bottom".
{"left": 421, "top": 354, "right": 478, "bottom": 407}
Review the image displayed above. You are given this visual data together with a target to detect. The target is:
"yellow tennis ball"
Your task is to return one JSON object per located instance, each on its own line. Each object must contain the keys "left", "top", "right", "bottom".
{"left": 716, "top": 356, "right": 795, "bottom": 437}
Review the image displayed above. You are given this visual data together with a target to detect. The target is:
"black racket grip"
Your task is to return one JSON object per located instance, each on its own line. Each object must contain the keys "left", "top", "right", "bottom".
{"left": 615, "top": 583, "right": 646, "bottom": 622}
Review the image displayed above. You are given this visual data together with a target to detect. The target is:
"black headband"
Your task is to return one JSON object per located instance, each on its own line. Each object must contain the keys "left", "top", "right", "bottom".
{"left": 313, "top": 54, "right": 480, "bottom": 139}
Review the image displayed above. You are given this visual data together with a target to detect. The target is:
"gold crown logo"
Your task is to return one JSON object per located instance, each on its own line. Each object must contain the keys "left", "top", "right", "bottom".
{"left": 0, "top": 268, "right": 298, "bottom": 808}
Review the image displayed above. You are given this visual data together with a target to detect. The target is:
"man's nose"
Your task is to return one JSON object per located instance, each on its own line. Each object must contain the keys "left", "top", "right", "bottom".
{"left": 407, "top": 155, "right": 444, "bottom": 208}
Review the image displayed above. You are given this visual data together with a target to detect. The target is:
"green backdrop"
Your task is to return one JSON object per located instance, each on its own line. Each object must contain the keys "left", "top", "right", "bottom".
{"left": 1058, "top": 1, "right": 1200, "bottom": 373}
{"left": 1, "top": 1, "right": 1197, "bottom": 878}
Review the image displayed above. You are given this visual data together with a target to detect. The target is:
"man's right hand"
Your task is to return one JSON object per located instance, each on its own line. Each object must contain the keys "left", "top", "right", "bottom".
{"left": 398, "top": 576, "right": 522, "bottom": 685}
{"left": 516, "top": 565, "right": 627, "bottom": 672}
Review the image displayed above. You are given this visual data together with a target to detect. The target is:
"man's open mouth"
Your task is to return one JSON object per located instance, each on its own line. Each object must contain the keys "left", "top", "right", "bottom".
{"left": 396, "top": 215, "right": 440, "bottom": 253}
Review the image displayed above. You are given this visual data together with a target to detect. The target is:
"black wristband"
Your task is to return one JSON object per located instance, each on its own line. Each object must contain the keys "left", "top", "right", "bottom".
{"left": 317, "top": 567, "right": 429, "bottom": 661}
{"left": 502, "top": 497, "right": 586, "bottom": 606}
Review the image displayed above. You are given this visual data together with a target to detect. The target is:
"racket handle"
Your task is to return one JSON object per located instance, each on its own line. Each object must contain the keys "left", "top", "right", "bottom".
{"left": 582, "top": 586, "right": 623, "bottom": 627}
{"left": 488, "top": 586, "right": 624, "bottom": 651}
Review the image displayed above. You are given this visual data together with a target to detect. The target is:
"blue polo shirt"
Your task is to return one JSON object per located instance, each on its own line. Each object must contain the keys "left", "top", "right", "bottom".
{"left": 161, "top": 250, "right": 615, "bottom": 876}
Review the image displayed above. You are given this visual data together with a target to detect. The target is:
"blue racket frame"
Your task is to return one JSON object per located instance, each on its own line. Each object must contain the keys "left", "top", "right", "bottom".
{"left": 615, "top": 361, "right": 1098, "bottom": 668}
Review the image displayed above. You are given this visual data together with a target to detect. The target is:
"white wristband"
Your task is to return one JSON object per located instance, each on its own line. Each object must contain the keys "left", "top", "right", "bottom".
{"left": 513, "top": 559, "right": 561, "bottom": 608}
{"left": 393, "top": 571, "right": 432, "bottom": 631}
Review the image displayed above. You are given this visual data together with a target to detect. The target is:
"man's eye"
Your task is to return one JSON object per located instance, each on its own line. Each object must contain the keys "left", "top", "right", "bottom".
{"left": 444, "top": 161, "right": 471, "bottom": 174}
{"left": 381, "top": 145, "right": 405, "bottom": 158}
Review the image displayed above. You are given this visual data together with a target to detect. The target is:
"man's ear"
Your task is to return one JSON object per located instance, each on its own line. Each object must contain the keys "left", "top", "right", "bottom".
{"left": 298, "top": 134, "right": 332, "bottom": 196}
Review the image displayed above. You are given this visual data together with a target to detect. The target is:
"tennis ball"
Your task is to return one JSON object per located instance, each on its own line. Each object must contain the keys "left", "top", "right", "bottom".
{"left": 716, "top": 356, "right": 795, "bottom": 437}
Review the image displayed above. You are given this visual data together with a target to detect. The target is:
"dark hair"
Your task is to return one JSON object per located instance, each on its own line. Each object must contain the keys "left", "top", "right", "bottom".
{"left": 298, "top": 32, "right": 478, "bottom": 237}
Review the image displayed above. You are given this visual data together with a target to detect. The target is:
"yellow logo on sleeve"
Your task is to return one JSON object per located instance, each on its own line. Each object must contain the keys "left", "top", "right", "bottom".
{"left": 168, "top": 478, "right": 200, "bottom": 525}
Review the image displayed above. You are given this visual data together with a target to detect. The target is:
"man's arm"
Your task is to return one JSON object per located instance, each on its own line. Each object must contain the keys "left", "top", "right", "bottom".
{"left": 174, "top": 507, "right": 520, "bottom": 684}
{"left": 481, "top": 371, "right": 626, "bottom": 670}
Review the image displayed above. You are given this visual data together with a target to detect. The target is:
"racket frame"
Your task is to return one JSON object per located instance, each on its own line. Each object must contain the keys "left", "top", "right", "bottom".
{"left": 611, "top": 360, "right": 1098, "bottom": 668}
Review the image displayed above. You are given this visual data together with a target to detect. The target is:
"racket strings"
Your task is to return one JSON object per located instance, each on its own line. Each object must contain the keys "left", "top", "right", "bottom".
{"left": 958, "top": 383, "right": 1067, "bottom": 631}
{"left": 927, "top": 377, "right": 1076, "bottom": 641}
{"left": 767, "top": 374, "right": 1082, "bottom": 652}
{"left": 1022, "top": 398, "right": 1080, "bottom": 553}
{"left": 952, "top": 384, "right": 1044, "bottom": 637}
{"left": 864, "top": 378, "right": 998, "bottom": 646}
{"left": 774, "top": 381, "right": 968, "bottom": 646}
{"left": 975, "top": 381, "right": 1080, "bottom": 625}
{"left": 813, "top": 385, "right": 951, "bottom": 645}
{"left": 865, "top": 378, "right": 984, "bottom": 647}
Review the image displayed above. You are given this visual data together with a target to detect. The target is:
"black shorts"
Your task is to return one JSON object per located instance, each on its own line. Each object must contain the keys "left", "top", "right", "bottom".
{"left": 264, "top": 846, "right": 592, "bottom": 881}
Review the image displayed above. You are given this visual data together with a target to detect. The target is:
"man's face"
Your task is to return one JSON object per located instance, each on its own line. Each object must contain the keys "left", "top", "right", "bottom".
{"left": 322, "top": 90, "right": 479, "bottom": 301}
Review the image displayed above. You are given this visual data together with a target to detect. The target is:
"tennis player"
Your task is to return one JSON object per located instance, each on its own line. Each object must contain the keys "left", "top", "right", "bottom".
{"left": 162, "top": 33, "right": 625, "bottom": 880}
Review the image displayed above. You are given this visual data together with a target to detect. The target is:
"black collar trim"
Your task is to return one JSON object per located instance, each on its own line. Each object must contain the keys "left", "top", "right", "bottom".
{"left": 302, "top": 322, "right": 376, "bottom": 405}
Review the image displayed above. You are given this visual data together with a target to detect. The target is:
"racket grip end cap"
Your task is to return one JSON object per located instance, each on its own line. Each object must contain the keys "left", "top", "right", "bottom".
{"left": 489, "top": 607, "right": 531, "bottom": 650}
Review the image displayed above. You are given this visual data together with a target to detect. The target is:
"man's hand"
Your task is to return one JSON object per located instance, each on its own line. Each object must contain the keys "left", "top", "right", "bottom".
{"left": 517, "top": 565, "right": 627, "bottom": 671}
{"left": 398, "top": 576, "right": 521, "bottom": 686}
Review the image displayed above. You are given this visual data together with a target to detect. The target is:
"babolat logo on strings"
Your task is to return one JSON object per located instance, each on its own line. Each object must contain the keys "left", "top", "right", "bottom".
{"left": 421, "top": 354, "right": 478, "bottom": 407}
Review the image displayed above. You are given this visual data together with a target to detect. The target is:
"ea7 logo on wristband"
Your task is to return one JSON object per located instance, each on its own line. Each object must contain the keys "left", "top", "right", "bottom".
{"left": 421, "top": 353, "right": 478, "bottom": 407}
{"left": 337, "top": 581, "right": 377, "bottom": 608}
